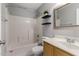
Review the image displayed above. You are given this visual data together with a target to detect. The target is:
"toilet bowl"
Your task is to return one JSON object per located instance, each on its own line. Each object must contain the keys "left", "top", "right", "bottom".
{"left": 32, "top": 46, "right": 43, "bottom": 56}
{"left": 32, "top": 36, "right": 46, "bottom": 56}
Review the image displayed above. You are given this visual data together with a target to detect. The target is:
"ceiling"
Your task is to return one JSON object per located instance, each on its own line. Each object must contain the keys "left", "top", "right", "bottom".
{"left": 7, "top": 3, "right": 43, "bottom": 11}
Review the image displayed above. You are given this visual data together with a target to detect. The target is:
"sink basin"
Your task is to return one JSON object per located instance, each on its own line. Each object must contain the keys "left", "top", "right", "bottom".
{"left": 59, "top": 41, "right": 79, "bottom": 50}
{"left": 49, "top": 37, "right": 79, "bottom": 50}
{"left": 52, "top": 37, "right": 66, "bottom": 42}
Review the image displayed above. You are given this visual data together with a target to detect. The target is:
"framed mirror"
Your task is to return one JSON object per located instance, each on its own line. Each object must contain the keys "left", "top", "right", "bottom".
{"left": 54, "top": 3, "right": 79, "bottom": 28}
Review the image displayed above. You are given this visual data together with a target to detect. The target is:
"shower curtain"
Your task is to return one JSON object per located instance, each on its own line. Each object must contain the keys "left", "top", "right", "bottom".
{"left": 6, "top": 15, "right": 36, "bottom": 55}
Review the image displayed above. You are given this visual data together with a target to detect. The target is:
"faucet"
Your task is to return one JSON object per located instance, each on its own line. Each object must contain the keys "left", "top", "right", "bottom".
{"left": 66, "top": 38, "right": 75, "bottom": 43}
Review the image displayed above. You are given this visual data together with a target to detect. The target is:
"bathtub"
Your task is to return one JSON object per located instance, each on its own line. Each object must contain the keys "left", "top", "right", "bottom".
{"left": 6, "top": 43, "right": 38, "bottom": 56}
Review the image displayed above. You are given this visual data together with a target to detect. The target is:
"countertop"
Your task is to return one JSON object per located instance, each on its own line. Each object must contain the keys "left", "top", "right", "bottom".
{"left": 43, "top": 38, "right": 79, "bottom": 56}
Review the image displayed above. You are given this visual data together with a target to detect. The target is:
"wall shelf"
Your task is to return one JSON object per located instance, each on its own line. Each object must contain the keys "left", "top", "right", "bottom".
{"left": 42, "top": 22, "right": 51, "bottom": 25}
{"left": 42, "top": 15, "right": 51, "bottom": 19}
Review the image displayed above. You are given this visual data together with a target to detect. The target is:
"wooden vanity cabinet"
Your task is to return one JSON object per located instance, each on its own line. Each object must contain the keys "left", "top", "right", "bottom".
{"left": 54, "top": 47, "right": 72, "bottom": 56}
{"left": 43, "top": 41, "right": 73, "bottom": 56}
{"left": 43, "top": 41, "right": 54, "bottom": 56}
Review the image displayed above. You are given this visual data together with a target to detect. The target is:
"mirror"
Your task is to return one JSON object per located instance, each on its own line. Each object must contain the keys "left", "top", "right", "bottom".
{"left": 54, "top": 3, "right": 79, "bottom": 28}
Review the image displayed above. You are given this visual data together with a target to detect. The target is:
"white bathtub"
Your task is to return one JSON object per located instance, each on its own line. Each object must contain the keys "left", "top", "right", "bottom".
{"left": 6, "top": 43, "right": 37, "bottom": 56}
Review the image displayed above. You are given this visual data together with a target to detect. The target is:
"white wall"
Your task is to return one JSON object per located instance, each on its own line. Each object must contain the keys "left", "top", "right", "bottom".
{"left": 1, "top": 3, "right": 9, "bottom": 55}
{"left": 37, "top": 3, "right": 55, "bottom": 37}
{"left": 37, "top": 3, "right": 55, "bottom": 16}
{"left": 8, "top": 6, "right": 37, "bottom": 18}
{"left": 0, "top": 3, "right": 1, "bottom": 40}
{"left": 0, "top": 3, "right": 1, "bottom": 56}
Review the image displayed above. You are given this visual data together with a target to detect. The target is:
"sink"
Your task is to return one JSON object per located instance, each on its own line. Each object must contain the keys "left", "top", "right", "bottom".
{"left": 51, "top": 37, "right": 66, "bottom": 42}
{"left": 48, "top": 37, "right": 79, "bottom": 50}
{"left": 58, "top": 41, "right": 79, "bottom": 50}
{"left": 52, "top": 38, "right": 79, "bottom": 49}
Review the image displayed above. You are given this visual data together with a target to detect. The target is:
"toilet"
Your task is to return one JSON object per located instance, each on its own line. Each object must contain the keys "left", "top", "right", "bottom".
{"left": 32, "top": 36, "right": 48, "bottom": 56}
{"left": 32, "top": 46, "right": 43, "bottom": 56}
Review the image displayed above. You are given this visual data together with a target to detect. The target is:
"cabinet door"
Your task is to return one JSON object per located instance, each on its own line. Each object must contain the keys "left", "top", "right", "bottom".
{"left": 43, "top": 42, "right": 54, "bottom": 56}
{"left": 54, "top": 47, "right": 72, "bottom": 56}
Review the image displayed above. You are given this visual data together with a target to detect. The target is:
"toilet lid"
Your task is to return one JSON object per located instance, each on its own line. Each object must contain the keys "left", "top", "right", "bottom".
{"left": 32, "top": 46, "right": 43, "bottom": 52}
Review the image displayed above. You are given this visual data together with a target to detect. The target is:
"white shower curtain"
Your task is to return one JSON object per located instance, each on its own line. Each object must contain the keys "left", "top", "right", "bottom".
{"left": 6, "top": 15, "right": 36, "bottom": 55}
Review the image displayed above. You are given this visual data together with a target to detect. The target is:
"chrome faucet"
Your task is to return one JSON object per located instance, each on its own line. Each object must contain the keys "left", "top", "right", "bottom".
{"left": 66, "top": 38, "right": 75, "bottom": 43}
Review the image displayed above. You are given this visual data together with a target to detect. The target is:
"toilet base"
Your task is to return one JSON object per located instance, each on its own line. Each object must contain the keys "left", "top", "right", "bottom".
{"left": 32, "top": 46, "right": 43, "bottom": 56}
{"left": 33, "top": 52, "right": 43, "bottom": 56}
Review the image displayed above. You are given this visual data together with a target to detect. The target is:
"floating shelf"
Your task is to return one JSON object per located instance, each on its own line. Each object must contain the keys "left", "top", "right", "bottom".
{"left": 42, "top": 15, "right": 51, "bottom": 19}
{"left": 42, "top": 22, "right": 51, "bottom": 25}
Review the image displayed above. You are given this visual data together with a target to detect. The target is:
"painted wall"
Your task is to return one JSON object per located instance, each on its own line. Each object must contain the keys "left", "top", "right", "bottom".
{"left": 37, "top": 3, "right": 55, "bottom": 37}
{"left": 8, "top": 6, "right": 37, "bottom": 18}
{"left": 0, "top": 3, "right": 1, "bottom": 56}
{"left": 1, "top": 3, "right": 9, "bottom": 55}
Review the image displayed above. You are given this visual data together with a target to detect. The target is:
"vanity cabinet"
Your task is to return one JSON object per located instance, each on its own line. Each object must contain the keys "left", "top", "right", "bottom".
{"left": 43, "top": 42, "right": 73, "bottom": 56}
{"left": 54, "top": 47, "right": 72, "bottom": 56}
{"left": 43, "top": 41, "right": 54, "bottom": 56}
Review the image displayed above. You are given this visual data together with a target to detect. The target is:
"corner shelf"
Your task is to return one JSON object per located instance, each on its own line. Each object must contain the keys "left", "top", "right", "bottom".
{"left": 42, "top": 22, "right": 51, "bottom": 25}
{"left": 42, "top": 15, "right": 51, "bottom": 19}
